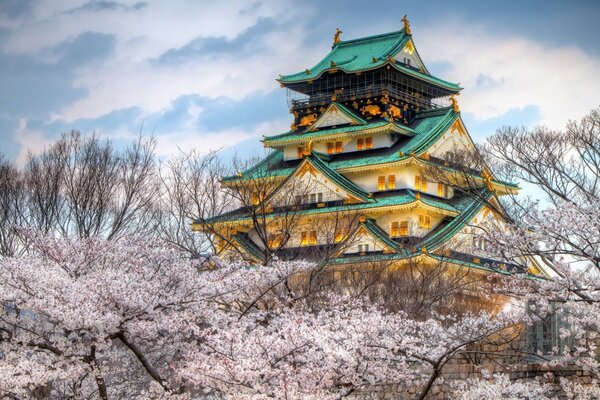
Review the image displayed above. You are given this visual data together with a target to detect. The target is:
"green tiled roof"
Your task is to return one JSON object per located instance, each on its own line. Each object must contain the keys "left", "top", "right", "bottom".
{"left": 263, "top": 120, "right": 414, "bottom": 146}
{"left": 202, "top": 189, "right": 457, "bottom": 225}
{"left": 306, "top": 155, "right": 372, "bottom": 202}
{"left": 359, "top": 218, "right": 401, "bottom": 250}
{"left": 232, "top": 233, "right": 265, "bottom": 263}
{"left": 278, "top": 29, "right": 461, "bottom": 92}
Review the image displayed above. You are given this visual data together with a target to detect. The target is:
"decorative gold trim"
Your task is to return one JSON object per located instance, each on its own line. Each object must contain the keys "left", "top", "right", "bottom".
{"left": 333, "top": 28, "right": 342, "bottom": 45}
{"left": 402, "top": 15, "right": 412, "bottom": 35}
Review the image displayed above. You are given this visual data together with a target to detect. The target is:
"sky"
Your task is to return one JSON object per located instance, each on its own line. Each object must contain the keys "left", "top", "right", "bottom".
{"left": 0, "top": 0, "right": 599, "bottom": 166}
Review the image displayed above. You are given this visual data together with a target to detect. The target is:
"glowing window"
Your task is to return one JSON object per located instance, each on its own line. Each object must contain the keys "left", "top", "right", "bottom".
{"left": 309, "top": 230, "right": 317, "bottom": 245}
{"left": 438, "top": 182, "right": 445, "bottom": 197}
{"left": 415, "top": 176, "right": 427, "bottom": 191}
{"left": 391, "top": 222, "right": 399, "bottom": 237}
{"left": 377, "top": 176, "right": 386, "bottom": 191}
{"left": 400, "top": 221, "right": 409, "bottom": 236}
{"left": 365, "top": 137, "right": 373, "bottom": 149}
{"left": 297, "top": 146, "right": 307, "bottom": 158}
{"left": 419, "top": 215, "right": 431, "bottom": 229}
{"left": 300, "top": 231, "right": 308, "bottom": 246}
{"left": 335, "top": 141, "right": 343, "bottom": 153}
{"left": 356, "top": 138, "right": 364, "bottom": 150}
{"left": 327, "top": 143, "right": 334, "bottom": 154}
{"left": 387, "top": 175, "right": 396, "bottom": 190}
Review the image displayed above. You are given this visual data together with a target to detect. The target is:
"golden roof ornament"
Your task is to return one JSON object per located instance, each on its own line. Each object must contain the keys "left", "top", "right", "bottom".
{"left": 402, "top": 15, "right": 411, "bottom": 35}
{"left": 333, "top": 28, "right": 342, "bottom": 46}
{"left": 450, "top": 95, "right": 460, "bottom": 112}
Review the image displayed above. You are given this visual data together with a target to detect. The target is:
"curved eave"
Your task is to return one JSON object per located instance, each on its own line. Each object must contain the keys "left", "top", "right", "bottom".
{"left": 204, "top": 199, "right": 458, "bottom": 227}
{"left": 263, "top": 122, "right": 414, "bottom": 147}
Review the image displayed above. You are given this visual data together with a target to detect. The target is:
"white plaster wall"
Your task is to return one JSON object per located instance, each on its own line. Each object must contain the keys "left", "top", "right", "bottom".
{"left": 344, "top": 165, "right": 453, "bottom": 199}
{"left": 270, "top": 169, "right": 347, "bottom": 206}
{"left": 282, "top": 133, "right": 394, "bottom": 161}
{"left": 429, "top": 125, "right": 475, "bottom": 158}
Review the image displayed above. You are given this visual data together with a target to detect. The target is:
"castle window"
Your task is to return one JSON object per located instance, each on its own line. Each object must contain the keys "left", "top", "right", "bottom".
{"left": 268, "top": 233, "right": 284, "bottom": 249}
{"left": 438, "top": 182, "right": 445, "bottom": 197}
{"left": 377, "top": 176, "right": 386, "bottom": 191}
{"left": 335, "top": 141, "right": 343, "bottom": 153}
{"left": 391, "top": 222, "right": 399, "bottom": 237}
{"left": 309, "top": 230, "right": 317, "bottom": 245}
{"left": 300, "top": 231, "right": 308, "bottom": 246}
{"left": 356, "top": 138, "right": 364, "bottom": 150}
{"left": 403, "top": 57, "right": 411, "bottom": 66}
{"left": 251, "top": 191, "right": 259, "bottom": 205}
{"left": 365, "top": 137, "right": 373, "bottom": 149}
{"left": 400, "top": 221, "right": 409, "bottom": 236}
{"left": 419, "top": 215, "right": 431, "bottom": 229}
{"left": 309, "top": 193, "right": 323, "bottom": 204}
{"left": 358, "top": 244, "right": 369, "bottom": 253}
{"left": 415, "top": 176, "right": 427, "bottom": 191}
{"left": 327, "top": 143, "right": 334, "bottom": 154}
{"left": 297, "top": 146, "right": 308, "bottom": 158}
{"left": 334, "top": 226, "right": 349, "bottom": 243}
{"left": 300, "top": 230, "right": 317, "bottom": 246}
{"left": 387, "top": 175, "right": 396, "bottom": 190}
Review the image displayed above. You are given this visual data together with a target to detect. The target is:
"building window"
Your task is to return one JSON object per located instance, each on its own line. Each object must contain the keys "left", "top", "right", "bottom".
{"left": 358, "top": 244, "right": 369, "bottom": 253}
{"left": 403, "top": 57, "right": 411, "bottom": 66}
{"left": 438, "top": 182, "right": 445, "bottom": 197}
{"left": 327, "top": 142, "right": 334, "bottom": 154}
{"left": 377, "top": 176, "right": 386, "bottom": 191}
{"left": 527, "top": 304, "right": 571, "bottom": 360}
{"left": 419, "top": 215, "right": 431, "bottom": 229}
{"left": 268, "top": 233, "right": 284, "bottom": 249}
{"left": 387, "top": 175, "right": 396, "bottom": 190}
{"left": 415, "top": 176, "right": 427, "bottom": 191}
{"left": 297, "top": 146, "right": 308, "bottom": 158}
{"left": 400, "top": 221, "right": 409, "bottom": 236}
{"left": 391, "top": 222, "right": 399, "bottom": 237}
{"left": 356, "top": 138, "right": 364, "bottom": 150}
{"left": 300, "top": 231, "right": 308, "bottom": 246}
{"left": 309, "top": 230, "right": 317, "bottom": 245}
{"left": 335, "top": 141, "right": 343, "bottom": 153}
{"left": 309, "top": 193, "right": 323, "bottom": 204}
{"left": 365, "top": 137, "right": 373, "bottom": 149}
{"left": 334, "top": 227, "right": 349, "bottom": 243}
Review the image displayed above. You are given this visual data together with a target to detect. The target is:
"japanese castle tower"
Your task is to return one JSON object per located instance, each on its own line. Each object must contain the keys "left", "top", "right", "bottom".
{"left": 195, "top": 18, "right": 547, "bottom": 279}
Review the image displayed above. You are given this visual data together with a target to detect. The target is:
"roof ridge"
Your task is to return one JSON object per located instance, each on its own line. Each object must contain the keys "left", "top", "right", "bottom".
{"left": 335, "top": 29, "right": 406, "bottom": 46}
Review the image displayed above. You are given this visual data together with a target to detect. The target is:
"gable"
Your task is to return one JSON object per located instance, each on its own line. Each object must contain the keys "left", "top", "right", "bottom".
{"left": 428, "top": 118, "right": 477, "bottom": 157}
{"left": 267, "top": 159, "right": 366, "bottom": 206}
{"left": 393, "top": 40, "right": 427, "bottom": 72}
{"left": 308, "top": 103, "right": 365, "bottom": 131}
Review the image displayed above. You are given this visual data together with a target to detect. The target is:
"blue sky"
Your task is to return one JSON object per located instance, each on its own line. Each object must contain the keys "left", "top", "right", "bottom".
{"left": 0, "top": 0, "right": 599, "bottom": 164}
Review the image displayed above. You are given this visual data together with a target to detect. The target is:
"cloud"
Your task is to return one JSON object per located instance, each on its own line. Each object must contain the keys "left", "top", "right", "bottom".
{"left": 418, "top": 21, "right": 600, "bottom": 128}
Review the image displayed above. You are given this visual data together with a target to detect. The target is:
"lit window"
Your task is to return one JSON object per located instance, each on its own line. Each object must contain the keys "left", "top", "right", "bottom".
{"left": 335, "top": 227, "right": 348, "bottom": 243}
{"left": 415, "top": 176, "right": 427, "bottom": 191}
{"left": 391, "top": 222, "right": 399, "bottom": 237}
{"left": 268, "top": 233, "right": 284, "bottom": 249}
{"left": 309, "top": 230, "right": 317, "bottom": 245}
{"left": 327, "top": 143, "right": 334, "bottom": 154}
{"left": 438, "top": 182, "right": 445, "bottom": 197}
{"left": 419, "top": 215, "right": 431, "bottom": 229}
{"left": 387, "top": 175, "right": 396, "bottom": 190}
{"left": 356, "top": 138, "right": 364, "bottom": 150}
{"left": 400, "top": 221, "right": 409, "bottom": 236}
{"left": 365, "top": 137, "right": 373, "bottom": 149}
{"left": 300, "top": 231, "right": 308, "bottom": 246}
{"left": 335, "top": 141, "right": 343, "bottom": 153}
{"left": 377, "top": 176, "right": 386, "bottom": 191}
{"left": 297, "top": 146, "right": 307, "bottom": 158}
{"left": 251, "top": 191, "right": 259, "bottom": 205}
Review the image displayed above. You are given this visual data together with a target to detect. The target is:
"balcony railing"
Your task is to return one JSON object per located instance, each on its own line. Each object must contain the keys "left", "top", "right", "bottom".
{"left": 288, "top": 84, "right": 450, "bottom": 111}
